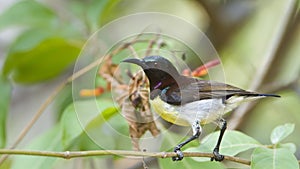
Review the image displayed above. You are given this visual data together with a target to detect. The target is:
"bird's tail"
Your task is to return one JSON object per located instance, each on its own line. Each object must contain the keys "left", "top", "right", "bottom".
{"left": 237, "top": 92, "right": 281, "bottom": 98}
{"left": 256, "top": 93, "right": 281, "bottom": 98}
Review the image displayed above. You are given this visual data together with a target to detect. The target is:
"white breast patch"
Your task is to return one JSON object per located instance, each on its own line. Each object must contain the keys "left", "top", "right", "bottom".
{"left": 178, "top": 98, "right": 226, "bottom": 125}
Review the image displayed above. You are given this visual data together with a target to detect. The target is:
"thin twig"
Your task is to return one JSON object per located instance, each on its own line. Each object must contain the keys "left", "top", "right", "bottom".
{"left": 228, "top": 0, "right": 297, "bottom": 129}
{"left": 127, "top": 45, "right": 140, "bottom": 58}
{"left": 145, "top": 31, "right": 161, "bottom": 56}
{"left": 0, "top": 149, "right": 251, "bottom": 165}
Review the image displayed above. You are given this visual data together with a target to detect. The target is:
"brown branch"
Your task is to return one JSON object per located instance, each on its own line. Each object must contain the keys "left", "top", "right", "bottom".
{"left": 0, "top": 149, "right": 251, "bottom": 165}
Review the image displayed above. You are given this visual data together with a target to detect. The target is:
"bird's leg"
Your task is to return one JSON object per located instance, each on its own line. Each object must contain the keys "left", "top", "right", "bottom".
{"left": 172, "top": 120, "right": 201, "bottom": 161}
{"left": 211, "top": 118, "right": 227, "bottom": 162}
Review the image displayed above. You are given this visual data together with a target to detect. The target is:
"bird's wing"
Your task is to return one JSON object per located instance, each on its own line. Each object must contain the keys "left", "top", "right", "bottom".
{"left": 158, "top": 77, "right": 262, "bottom": 105}
{"left": 178, "top": 79, "right": 257, "bottom": 104}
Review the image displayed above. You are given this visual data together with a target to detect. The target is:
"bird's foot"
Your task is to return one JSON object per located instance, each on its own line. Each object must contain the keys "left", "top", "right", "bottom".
{"left": 210, "top": 148, "right": 224, "bottom": 162}
{"left": 172, "top": 146, "right": 184, "bottom": 161}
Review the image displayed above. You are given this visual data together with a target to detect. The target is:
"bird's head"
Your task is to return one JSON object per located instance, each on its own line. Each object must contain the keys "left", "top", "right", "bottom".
{"left": 122, "top": 56, "right": 180, "bottom": 91}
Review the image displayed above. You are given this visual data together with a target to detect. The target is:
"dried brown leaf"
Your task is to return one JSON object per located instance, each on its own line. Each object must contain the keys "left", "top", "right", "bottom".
{"left": 122, "top": 71, "right": 160, "bottom": 151}
{"left": 99, "top": 55, "right": 160, "bottom": 150}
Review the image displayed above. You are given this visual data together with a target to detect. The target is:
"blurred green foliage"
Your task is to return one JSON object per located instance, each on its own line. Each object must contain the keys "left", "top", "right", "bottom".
{"left": 0, "top": 0, "right": 300, "bottom": 169}
{"left": 0, "top": 76, "right": 11, "bottom": 148}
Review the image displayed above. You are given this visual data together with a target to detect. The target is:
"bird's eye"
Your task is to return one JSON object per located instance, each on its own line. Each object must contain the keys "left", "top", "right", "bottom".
{"left": 154, "top": 62, "right": 158, "bottom": 67}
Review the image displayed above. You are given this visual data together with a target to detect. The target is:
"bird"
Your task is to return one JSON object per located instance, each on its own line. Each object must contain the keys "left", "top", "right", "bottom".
{"left": 122, "top": 55, "right": 280, "bottom": 161}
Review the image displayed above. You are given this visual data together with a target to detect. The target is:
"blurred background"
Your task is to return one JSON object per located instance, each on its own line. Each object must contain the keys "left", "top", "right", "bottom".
{"left": 0, "top": 0, "right": 300, "bottom": 169}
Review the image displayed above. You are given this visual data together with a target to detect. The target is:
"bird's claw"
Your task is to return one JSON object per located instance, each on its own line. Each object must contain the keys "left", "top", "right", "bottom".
{"left": 210, "top": 148, "right": 224, "bottom": 162}
{"left": 172, "top": 146, "right": 184, "bottom": 161}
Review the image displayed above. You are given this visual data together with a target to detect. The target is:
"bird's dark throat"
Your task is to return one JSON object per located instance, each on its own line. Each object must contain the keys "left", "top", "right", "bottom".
{"left": 144, "top": 69, "right": 178, "bottom": 91}
{"left": 143, "top": 69, "right": 182, "bottom": 104}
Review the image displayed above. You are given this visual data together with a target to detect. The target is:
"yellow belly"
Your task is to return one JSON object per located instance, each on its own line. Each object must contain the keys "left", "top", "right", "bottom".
{"left": 151, "top": 97, "right": 190, "bottom": 126}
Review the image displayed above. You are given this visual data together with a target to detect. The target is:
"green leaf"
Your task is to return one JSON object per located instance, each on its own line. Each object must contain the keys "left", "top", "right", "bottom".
{"left": 270, "top": 123, "right": 294, "bottom": 144}
{"left": 3, "top": 38, "right": 81, "bottom": 83}
{"left": 62, "top": 98, "right": 131, "bottom": 151}
{"left": 159, "top": 158, "right": 225, "bottom": 169}
{"left": 0, "top": 75, "right": 11, "bottom": 148}
{"left": 0, "top": 0, "right": 57, "bottom": 29}
{"left": 77, "top": 106, "right": 122, "bottom": 150}
{"left": 8, "top": 28, "right": 58, "bottom": 53}
{"left": 277, "top": 143, "right": 297, "bottom": 154}
{"left": 61, "top": 99, "right": 118, "bottom": 149}
{"left": 83, "top": 110, "right": 130, "bottom": 151}
{"left": 85, "top": 107, "right": 119, "bottom": 130}
{"left": 251, "top": 147, "right": 299, "bottom": 169}
{"left": 61, "top": 103, "right": 83, "bottom": 148}
{"left": 191, "top": 130, "right": 260, "bottom": 162}
{"left": 11, "top": 125, "right": 63, "bottom": 169}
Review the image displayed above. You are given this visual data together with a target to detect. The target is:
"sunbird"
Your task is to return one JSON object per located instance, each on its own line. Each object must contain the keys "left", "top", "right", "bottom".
{"left": 123, "top": 56, "right": 280, "bottom": 161}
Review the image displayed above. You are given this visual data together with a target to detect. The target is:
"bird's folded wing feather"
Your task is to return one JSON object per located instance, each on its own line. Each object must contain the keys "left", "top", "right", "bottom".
{"left": 171, "top": 79, "right": 257, "bottom": 104}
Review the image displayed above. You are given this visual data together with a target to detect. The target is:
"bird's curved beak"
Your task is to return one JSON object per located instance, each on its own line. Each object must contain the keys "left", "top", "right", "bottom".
{"left": 122, "top": 58, "right": 148, "bottom": 69}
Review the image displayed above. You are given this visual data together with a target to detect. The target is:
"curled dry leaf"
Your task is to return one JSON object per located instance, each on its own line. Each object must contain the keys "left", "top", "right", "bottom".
{"left": 122, "top": 71, "right": 160, "bottom": 151}
{"left": 99, "top": 55, "right": 160, "bottom": 151}
{"left": 99, "top": 55, "right": 115, "bottom": 76}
